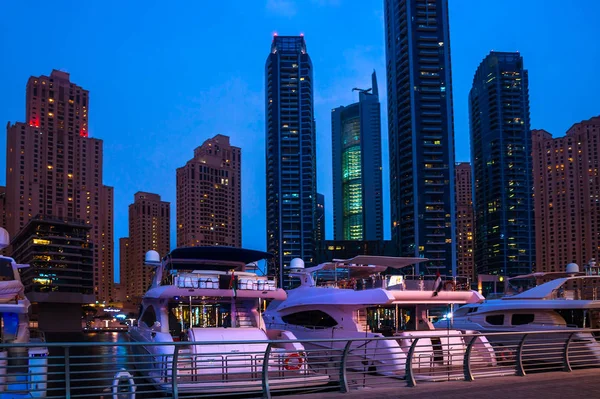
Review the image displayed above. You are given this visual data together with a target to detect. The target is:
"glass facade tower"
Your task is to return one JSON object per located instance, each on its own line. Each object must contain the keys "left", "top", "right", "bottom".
{"left": 384, "top": 0, "right": 457, "bottom": 275}
{"left": 265, "top": 35, "right": 316, "bottom": 287}
{"left": 332, "top": 71, "right": 383, "bottom": 241}
{"left": 469, "top": 51, "right": 534, "bottom": 277}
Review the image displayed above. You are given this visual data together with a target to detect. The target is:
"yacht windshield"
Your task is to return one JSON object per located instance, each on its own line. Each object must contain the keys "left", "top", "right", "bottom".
{"left": 0, "top": 259, "right": 15, "bottom": 282}
{"left": 167, "top": 299, "right": 257, "bottom": 338}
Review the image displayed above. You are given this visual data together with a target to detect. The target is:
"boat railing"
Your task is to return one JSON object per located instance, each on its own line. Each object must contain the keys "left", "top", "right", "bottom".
{"left": 551, "top": 286, "right": 599, "bottom": 301}
{"left": 266, "top": 321, "right": 333, "bottom": 332}
{"left": 171, "top": 271, "right": 278, "bottom": 291}
{"left": 317, "top": 275, "right": 471, "bottom": 292}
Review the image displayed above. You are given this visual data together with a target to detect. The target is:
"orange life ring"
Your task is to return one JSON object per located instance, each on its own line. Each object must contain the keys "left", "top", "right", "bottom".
{"left": 284, "top": 353, "right": 304, "bottom": 371}
{"left": 498, "top": 347, "right": 514, "bottom": 362}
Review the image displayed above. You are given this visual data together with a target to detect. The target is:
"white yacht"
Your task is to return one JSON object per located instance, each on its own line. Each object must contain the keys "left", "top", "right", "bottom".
{"left": 435, "top": 265, "right": 600, "bottom": 362}
{"left": 264, "top": 256, "right": 497, "bottom": 377}
{"left": 0, "top": 228, "right": 48, "bottom": 398}
{"left": 129, "top": 246, "right": 329, "bottom": 394}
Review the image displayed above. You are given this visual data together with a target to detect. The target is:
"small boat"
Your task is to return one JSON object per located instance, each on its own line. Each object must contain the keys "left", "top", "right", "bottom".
{"left": 0, "top": 228, "right": 48, "bottom": 398}
{"left": 264, "top": 256, "right": 497, "bottom": 378}
{"left": 129, "top": 246, "right": 330, "bottom": 394}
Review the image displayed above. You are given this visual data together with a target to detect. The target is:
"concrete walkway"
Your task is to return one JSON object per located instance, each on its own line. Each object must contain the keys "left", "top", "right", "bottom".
{"left": 281, "top": 369, "right": 600, "bottom": 399}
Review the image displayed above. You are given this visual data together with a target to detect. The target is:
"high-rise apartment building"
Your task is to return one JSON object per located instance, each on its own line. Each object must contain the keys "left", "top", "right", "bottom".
{"left": 332, "top": 71, "right": 383, "bottom": 241}
{"left": 0, "top": 186, "right": 6, "bottom": 230}
{"left": 455, "top": 162, "right": 475, "bottom": 279}
{"left": 122, "top": 192, "right": 170, "bottom": 304}
{"left": 316, "top": 193, "right": 325, "bottom": 243}
{"left": 532, "top": 117, "right": 600, "bottom": 272}
{"left": 469, "top": 52, "right": 534, "bottom": 277}
{"left": 5, "top": 70, "right": 114, "bottom": 302}
{"left": 177, "top": 134, "right": 241, "bottom": 247}
{"left": 265, "top": 35, "right": 317, "bottom": 285}
{"left": 384, "top": 0, "right": 456, "bottom": 274}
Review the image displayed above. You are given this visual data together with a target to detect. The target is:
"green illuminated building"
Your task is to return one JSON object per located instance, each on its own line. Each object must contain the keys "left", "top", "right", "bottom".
{"left": 332, "top": 71, "right": 383, "bottom": 241}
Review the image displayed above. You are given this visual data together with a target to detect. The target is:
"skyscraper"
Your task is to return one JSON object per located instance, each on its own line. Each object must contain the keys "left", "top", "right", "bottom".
{"left": 5, "top": 70, "right": 114, "bottom": 302}
{"left": 0, "top": 186, "right": 6, "bottom": 230}
{"left": 265, "top": 35, "right": 316, "bottom": 285}
{"left": 331, "top": 71, "right": 383, "bottom": 241}
{"left": 532, "top": 117, "right": 600, "bottom": 272}
{"left": 177, "top": 134, "right": 241, "bottom": 247}
{"left": 469, "top": 52, "right": 534, "bottom": 277}
{"left": 455, "top": 162, "right": 475, "bottom": 280}
{"left": 122, "top": 192, "right": 170, "bottom": 304}
{"left": 384, "top": 0, "right": 456, "bottom": 274}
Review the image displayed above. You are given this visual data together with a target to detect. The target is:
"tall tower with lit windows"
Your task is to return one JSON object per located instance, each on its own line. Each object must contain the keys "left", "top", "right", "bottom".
{"left": 265, "top": 35, "right": 316, "bottom": 287}
{"left": 5, "top": 69, "right": 114, "bottom": 302}
{"left": 176, "top": 134, "right": 241, "bottom": 248}
{"left": 122, "top": 192, "right": 170, "bottom": 304}
{"left": 384, "top": 0, "right": 457, "bottom": 275}
{"left": 469, "top": 51, "right": 534, "bottom": 277}
{"left": 332, "top": 71, "right": 383, "bottom": 241}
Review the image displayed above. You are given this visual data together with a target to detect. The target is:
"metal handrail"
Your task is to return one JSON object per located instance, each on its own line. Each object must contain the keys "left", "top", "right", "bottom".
{"left": 339, "top": 340, "right": 353, "bottom": 393}
{"left": 405, "top": 337, "right": 420, "bottom": 387}
{"left": 3, "top": 328, "right": 597, "bottom": 349}
{"left": 0, "top": 328, "right": 599, "bottom": 398}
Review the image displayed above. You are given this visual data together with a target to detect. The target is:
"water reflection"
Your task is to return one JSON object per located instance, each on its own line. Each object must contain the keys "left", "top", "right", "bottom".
{"left": 46, "top": 332, "right": 137, "bottom": 398}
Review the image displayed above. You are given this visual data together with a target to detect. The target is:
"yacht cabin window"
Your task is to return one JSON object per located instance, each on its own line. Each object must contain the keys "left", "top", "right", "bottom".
{"left": 168, "top": 302, "right": 238, "bottom": 331}
{"left": 141, "top": 305, "right": 157, "bottom": 328}
{"left": 511, "top": 314, "right": 535, "bottom": 326}
{"left": 281, "top": 310, "right": 337, "bottom": 329}
{"left": 0, "top": 259, "right": 15, "bottom": 282}
{"left": 485, "top": 314, "right": 505, "bottom": 326}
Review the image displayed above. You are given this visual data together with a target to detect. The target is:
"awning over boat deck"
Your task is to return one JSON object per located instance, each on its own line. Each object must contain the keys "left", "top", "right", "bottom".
{"left": 304, "top": 256, "right": 429, "bottom": 278}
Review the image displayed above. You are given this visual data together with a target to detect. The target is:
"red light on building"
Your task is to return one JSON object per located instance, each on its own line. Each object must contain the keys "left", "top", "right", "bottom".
{"left": 80, "top": 128, "right": 88, "bottom": 138}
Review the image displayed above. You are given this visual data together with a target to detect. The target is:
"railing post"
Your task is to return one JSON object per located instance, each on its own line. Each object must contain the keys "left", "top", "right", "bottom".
{"left": 463, "top": 334, "right": 479, "bottom": 381}
{"left": 516, "top": 334, "right": 528, "bottom": 376}
{"left": 563, "top": 332, "right": 576, "bottom": 372}
{"left": 405, "top": 338, "right": 420, "bottom": 387}
{"left": 64, "top": 346, "right": 71, "bottom": 399}
{"left": 172, "top": 345, "right": 180, "bottom": 399}
{"left": 262, "top": 342, "right": 273, "bottom": 399}
{"left": 339, "top": 340, "right": 353, "bottom": 393}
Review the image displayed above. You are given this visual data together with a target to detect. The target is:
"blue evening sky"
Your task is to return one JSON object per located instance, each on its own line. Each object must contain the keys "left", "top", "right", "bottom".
{"left": 1, "top": 1, "right": 599, "bottom": 282}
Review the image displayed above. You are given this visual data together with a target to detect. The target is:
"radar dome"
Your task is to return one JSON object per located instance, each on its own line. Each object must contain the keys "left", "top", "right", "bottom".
{"left": 566, "top": 263, "right": 580, "bottom": 274}
{"left": 145, "top": 250, "right": 161, "bottom": 263}
{"left": 289, "top": 258, "right": 305, "bottom": 269}
{"left": 0, "top": 228, "right": 9, "bottom": 251}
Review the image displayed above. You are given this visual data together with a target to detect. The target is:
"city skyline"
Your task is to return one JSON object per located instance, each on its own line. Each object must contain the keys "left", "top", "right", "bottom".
{"left": 1, "top": 1, "right": 600, "bottom": 281}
